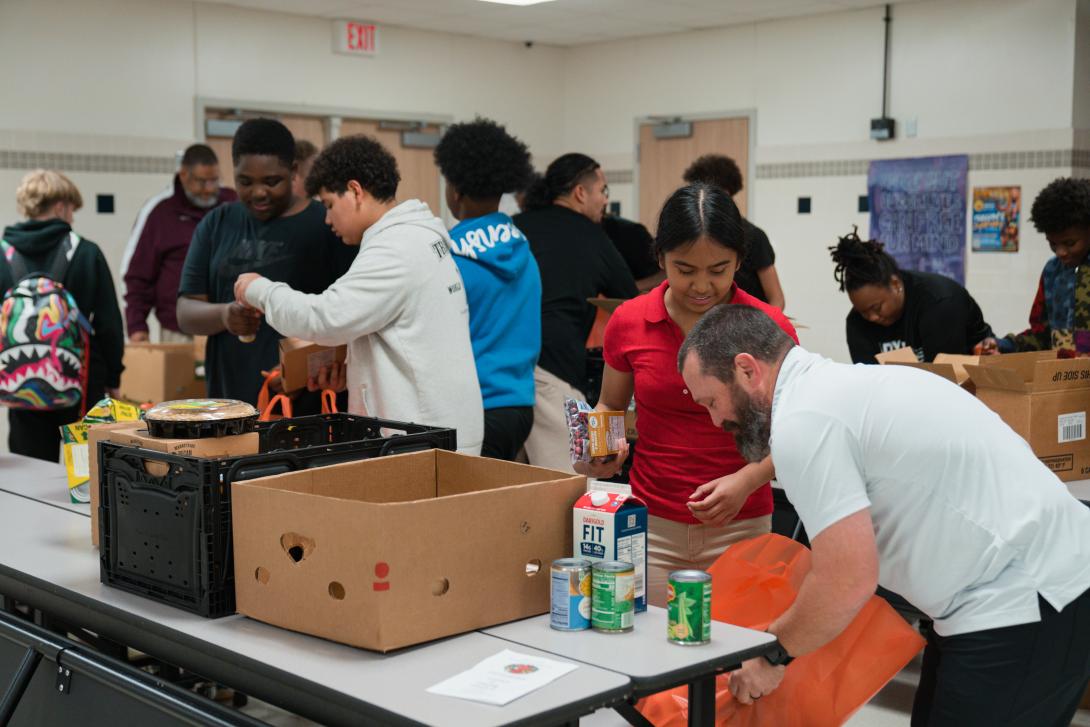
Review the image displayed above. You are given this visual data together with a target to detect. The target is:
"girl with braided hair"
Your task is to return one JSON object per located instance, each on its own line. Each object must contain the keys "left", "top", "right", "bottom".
{"left": 830, "top": 227, "right": 995, "bottom": 363}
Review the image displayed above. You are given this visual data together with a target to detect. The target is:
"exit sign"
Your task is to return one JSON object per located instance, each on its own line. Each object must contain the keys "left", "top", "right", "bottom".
{"left": 334, "top": 20, "right": 379, "bottom": 57}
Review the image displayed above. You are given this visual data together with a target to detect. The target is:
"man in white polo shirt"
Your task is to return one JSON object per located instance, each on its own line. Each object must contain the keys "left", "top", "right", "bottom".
{"left": 678, "top": 304, "right": 1090, "bottom": 726}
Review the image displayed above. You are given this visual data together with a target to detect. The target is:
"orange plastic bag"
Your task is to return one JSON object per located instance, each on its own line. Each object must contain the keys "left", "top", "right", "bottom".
{"left": 257, "top": 369, "right": 338, "bottom": 422}
{"left": 638, "top": 533, "right": 925, "bottom": 727}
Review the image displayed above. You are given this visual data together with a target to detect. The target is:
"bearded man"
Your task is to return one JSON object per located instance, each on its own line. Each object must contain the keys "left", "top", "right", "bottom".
{"left": 678, "top": 304, "right": 1090, "bottom": 727}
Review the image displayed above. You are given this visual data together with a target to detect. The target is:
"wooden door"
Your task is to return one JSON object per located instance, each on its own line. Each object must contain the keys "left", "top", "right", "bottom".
{"left": 339, "top": 119, "right": 442, "bottom": 217}
{"left": 638, "top": 117, "right": 749, "bottom": 234}
{"left": 203, "top": 111, "right": 328, "bottom": 190}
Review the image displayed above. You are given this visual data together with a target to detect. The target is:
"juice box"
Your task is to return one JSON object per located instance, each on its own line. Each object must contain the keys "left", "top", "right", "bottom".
{"left": 573, "top": 487, "right": 648, "bottom": 612}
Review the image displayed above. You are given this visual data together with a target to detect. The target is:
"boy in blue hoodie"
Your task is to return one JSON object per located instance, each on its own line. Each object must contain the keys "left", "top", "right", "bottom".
{"left": 435, "top": 118, "right": 541, "bottom": 460}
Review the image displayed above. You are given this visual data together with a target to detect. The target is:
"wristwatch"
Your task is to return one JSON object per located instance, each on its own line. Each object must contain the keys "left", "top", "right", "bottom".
{"left": 762, "top": 643, "right": 794, "bottom": 667}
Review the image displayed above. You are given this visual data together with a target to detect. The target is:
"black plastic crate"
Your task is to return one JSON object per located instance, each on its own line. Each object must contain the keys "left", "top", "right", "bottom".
{"left": 99, "top": 413, "right": 456, "bottom": 617}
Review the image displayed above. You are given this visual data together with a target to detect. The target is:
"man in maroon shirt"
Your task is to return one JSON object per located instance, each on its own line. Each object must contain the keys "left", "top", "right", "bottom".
{"left": 123, "top": 144, "right": 236, "bottom": 342}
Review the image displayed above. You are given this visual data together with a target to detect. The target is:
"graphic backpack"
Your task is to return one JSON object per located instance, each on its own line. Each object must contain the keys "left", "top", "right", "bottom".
{"left": 0, "top": 233, "right": 92, "bottom": 411}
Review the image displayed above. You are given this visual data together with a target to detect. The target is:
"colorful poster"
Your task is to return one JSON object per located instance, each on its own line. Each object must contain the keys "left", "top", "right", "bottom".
{"left": 868, "top": 155, "right": 969, "bottom": 284}
{"left": 971, "top": 186, "right": 1020, "bottom": 252}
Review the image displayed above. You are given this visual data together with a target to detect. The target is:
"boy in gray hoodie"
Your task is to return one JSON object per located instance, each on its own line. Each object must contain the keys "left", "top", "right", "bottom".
{"left": 234, "top": 135, "right": 483, "bottom": 455}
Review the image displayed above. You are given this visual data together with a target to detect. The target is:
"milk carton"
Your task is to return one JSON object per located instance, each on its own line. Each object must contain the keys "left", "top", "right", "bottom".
{"left": 573, "top": 487, "right": 648, "bottom": 612}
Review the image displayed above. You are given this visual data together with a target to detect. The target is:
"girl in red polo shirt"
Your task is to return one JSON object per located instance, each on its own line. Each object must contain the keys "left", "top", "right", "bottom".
{"left": 577, "top": 183, "right": 798, "bottom": 607}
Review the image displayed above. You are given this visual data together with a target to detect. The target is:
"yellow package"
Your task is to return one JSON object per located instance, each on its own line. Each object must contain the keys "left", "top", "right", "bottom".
{"left": 60, "top": 397, "right": 142, "bottom": 503}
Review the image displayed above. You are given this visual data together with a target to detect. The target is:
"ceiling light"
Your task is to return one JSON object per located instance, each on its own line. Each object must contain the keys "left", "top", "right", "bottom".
{"left": 476, "top": 0, "right": 556, "bottom": 5}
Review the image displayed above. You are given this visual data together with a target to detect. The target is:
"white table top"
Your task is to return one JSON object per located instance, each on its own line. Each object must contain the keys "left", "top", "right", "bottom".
{"left": 0, "top": 487, "right": 629, "bottom": 726}
{"left": 484, "top": 606, "right": 776, "bottom": 691}
{"left": 0, "top": 453, "right": 86, "bottom": 515}
{"left": 1067, "top": 478, "right": 1090, "bottom": 504}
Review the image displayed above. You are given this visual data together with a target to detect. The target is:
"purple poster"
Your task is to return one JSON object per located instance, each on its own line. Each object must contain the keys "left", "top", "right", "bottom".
{"left": 867, "top": 155, "right": 969, "bottom": 284}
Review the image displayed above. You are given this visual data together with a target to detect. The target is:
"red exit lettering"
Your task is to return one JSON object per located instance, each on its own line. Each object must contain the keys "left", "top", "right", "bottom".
{"left": 345, "top": 22, "right": 376, "bottom": 53}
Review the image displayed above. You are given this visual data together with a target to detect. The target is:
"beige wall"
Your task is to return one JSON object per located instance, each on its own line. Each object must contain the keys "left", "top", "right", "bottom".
{"left": 0, "top": 0, "right": 1086, "bottom": 448}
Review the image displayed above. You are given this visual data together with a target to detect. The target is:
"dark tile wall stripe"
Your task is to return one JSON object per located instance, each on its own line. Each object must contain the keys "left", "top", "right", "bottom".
{"left": 755, "top": 148, "right": 1085, "bottom": 179}
{"left": 0, "top": 150, "right": 175, "bottom": 174}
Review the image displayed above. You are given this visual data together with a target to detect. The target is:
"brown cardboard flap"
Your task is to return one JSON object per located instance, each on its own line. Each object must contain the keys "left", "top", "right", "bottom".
{"left": 932, "top": 354, "right": 981, "bottom": 384}
{"left": 965, "top": 364, "right": 1028, "bottom": 392}
{"left": 875, "top": 346, "right": 919, "bottom": 364}
{"left": 889, "top": 361, "right": 960, "bottom": 385}
{"left": 435, "top": 449, "right": 580, "bottom": 496}
{"left": 237, "top": 450, "right": 439, "bottom": 503}
{"left": 1027, "top": 358, "right": 1090, "bottom": 393}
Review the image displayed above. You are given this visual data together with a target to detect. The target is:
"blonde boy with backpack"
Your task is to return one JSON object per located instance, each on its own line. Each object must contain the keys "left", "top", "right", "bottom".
{"left": 0, "top": 170, "right": 124, "bottom": 462}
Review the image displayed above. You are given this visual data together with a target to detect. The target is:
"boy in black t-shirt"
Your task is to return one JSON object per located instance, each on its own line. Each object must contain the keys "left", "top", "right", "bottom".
{"left": 601, "top": 214, "right": 664, "bottom": 292}
{"left": 177, "top": 119, "right": 354, "bottom": 406}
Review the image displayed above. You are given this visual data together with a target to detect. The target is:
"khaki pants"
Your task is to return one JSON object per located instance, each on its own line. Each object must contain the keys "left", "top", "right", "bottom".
{"left": 646, "top": 514, "right": 772, "bottom": 608}
{"left": 159, "top": 328, "right": 193, "bottom": 344}
{"left": 523, "top": 366, "right": 582, "bottom": 474}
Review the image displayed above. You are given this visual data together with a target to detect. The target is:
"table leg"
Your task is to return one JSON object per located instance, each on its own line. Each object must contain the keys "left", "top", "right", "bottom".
{"left": 614, "top": 700, "right": 656, "bottom": 726}
{"left": 688, "top": 674, "right": 716, "bottom": 727}
{"left": 0, "top": 646, "right": 42, "bottom": 724}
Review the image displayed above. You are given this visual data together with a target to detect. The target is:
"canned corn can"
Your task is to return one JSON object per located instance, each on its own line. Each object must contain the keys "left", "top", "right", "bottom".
{"left": 550, "top": 558, "right": 592, "bottom": 631}
{"left": 667, "top": 570, "right": 712, "bottom": 645}
{"left": 592, "top": 561, "right": 635, "bottom": 633}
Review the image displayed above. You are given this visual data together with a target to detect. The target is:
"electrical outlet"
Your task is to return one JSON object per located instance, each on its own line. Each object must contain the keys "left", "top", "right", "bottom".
{"left": 906, "top": 118, "right": 918, "bottom": 138}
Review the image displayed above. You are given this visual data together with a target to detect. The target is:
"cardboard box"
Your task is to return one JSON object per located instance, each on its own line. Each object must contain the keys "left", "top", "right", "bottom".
{"left": 232, "top": 449, "right": 585, "bottom": 652}
{"left": 119, "top": 343, "right": 203, "bottom": 404}
{"left": 573, "top": 484, "right": 648, "bottom": 611}
{"left": 876, "top": 347, "right": 980, "bottom": 390}
{"left": 88, "top": 423, "right": 144, "bottom": 547}
{"left": 965, "top": 352, "right": 1090, "bottom": 481}
{"left": 90, "top": 427, "right": 260, "bottom": 547}
{"left": 278, "top": 337, "right": 348, "bottom": 393}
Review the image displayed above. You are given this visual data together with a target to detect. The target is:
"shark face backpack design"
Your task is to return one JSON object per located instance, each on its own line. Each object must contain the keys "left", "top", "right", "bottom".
{"left": 0, "top": 233, "right": 92, "bottom": 411}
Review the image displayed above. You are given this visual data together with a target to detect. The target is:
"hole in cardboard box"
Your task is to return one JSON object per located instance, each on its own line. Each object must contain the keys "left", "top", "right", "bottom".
{"left": 280, "top": 532, "right": 315, "bottom": 563}
{"left": 432, "top": 578, "right": 449, "bottom": 596}
{"left": 255, "top": 567, "right": 270, "bottom": 584}
{"left": 525, "top": 559, "right": 541, "bottom": 577}
{"left": 328, "top": 581, "right": 345, "bottom": 600}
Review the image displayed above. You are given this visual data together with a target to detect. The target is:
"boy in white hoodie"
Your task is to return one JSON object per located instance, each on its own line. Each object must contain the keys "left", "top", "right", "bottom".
{"left": 233, "top": 135, "right": 484, "bottom": 455}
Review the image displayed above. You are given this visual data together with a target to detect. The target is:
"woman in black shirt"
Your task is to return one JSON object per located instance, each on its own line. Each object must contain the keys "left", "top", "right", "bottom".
{"left": 830, "top": 228, "right": 995, "bottom": 363}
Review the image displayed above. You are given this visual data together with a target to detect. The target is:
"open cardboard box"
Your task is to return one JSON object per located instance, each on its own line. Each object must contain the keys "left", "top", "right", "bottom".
{"left": 119, "top": 343, "right": 204, "bottom": 404}
{"left": 232, "top": 449, "right": 585, "bottom": 652}
{"left": 279, "top": 337, "right": 348, "bottom": 393}
{"left": 875, "top": 347, "right": 980, "bottom": 390}
{"left": 965, "top": 351, "right": 1090, "bottom": 482}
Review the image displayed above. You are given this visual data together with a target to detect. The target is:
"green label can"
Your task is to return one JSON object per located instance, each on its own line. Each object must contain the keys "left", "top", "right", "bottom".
{"left": 591, "top": 561, "right": 634, "bottom": 632}
{"left": 667, "top": 570, "right": 711, "bottom": 645}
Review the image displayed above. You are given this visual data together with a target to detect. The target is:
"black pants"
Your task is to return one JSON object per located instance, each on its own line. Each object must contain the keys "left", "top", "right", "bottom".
{"left": 911, "top": 587, "right": 1090, "bottom": 726}
{"left": 8, "top": 405, "right": 82, "bottom": 463}
{"left": 481, "top": 406, "right": 533, "bottom": 461}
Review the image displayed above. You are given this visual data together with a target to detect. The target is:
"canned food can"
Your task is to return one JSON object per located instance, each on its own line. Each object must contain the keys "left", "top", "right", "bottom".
{"left": 592, "top": 561, "right": 635, "bottom": 633}
{"left": 667, "top": 570, "right": 712, "bottom": 645}
{"left": 550, "top": 558, "right": 592, "bottom": 631}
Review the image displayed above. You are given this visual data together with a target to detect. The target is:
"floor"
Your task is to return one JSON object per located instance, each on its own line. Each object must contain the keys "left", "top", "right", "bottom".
{"left": 238, "top": 653, "right": 1090, "bottom": 726}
